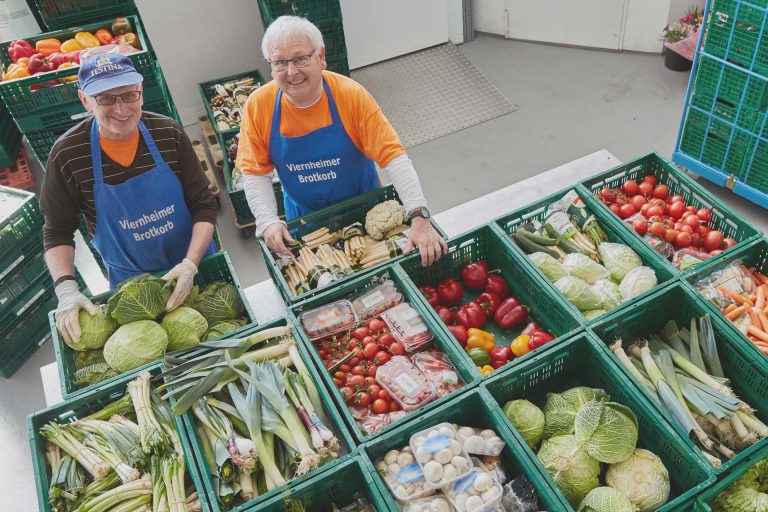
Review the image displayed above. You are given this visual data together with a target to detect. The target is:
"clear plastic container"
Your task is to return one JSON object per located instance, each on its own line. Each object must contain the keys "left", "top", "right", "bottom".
{"left": 455, "top": 427, "right": 505, "bottom": 456}
{"left": 412, "top": 351, "right": 463, "bottom": 399}
{"left": 376, "top": 356, "right": 436, "bottom": 412}
{"left": 351, "top": 279, "right": 403, "bottom": 321}
{"left": 381, "top": 303, "right": 434, "bottom": 352}
{"left": 375, "top": 447, "right": 435, "bottom": 502}
{"left": 299, "top": 300, "right": 356, "bottom": 340}
{"left": 443, "top": 468, "right": 504, "bottom": 512}
{"left": 410, "top": 423, "right": 473, "bottom": 488}
{"left": 403, "top": 494, "right": 454, "bottom": 512}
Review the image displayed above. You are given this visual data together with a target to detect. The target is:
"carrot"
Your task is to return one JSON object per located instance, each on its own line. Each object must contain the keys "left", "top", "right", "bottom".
{"left": 723, "top": 303, "right": 738, "bottom": 315}
{"left": 758, "top": 310, "right": 768, "bottom": 332}
{"left": 747, "top": 325, "right": 768, "bottom": 343}
{"left": 755, "top": 271, "right": 768, "bottom": 285}
{"left": 753, "top": 341, "right": 768, "bottom": 355}
{"left": 747, "top": 307, "right": 762, "bottom": 328}
{"left": 757, "top": 286, "right": 766, "bottom": 310}
{"left": 717, "top": 286, "right": 753, "bottom": 306}
{"left": 726, "top": 305, "right": 746, "bottom": 320}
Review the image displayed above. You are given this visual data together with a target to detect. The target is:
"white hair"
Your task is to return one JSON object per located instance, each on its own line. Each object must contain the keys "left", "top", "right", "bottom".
{"left": 261, "top": 16, "right": 325, "bottom": 60}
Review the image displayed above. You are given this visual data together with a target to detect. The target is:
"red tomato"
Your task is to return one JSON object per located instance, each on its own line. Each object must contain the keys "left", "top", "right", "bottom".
{"left": 333, "top": 370, "right": 347, "bottom": 381}
{"left": 704, "top": 231, "right": 724, "bottom": 252}
{"left": 351, "top": 365, "right": 365, "bottom": 376}
{"left": 674, "top": 222, "right": 683, "bottom": 231}
{"left": 642, "top": 175, "right": 658, "bottom": 186}
{"left": 630, "top": 194, "right": 648, "bottom": 209}
{"left": 333, "top": 378, "right": 343, "bottom": 387}
{"left": 691, "top": 233, "right": 703, "bottom": 247}
{"left": 378, "top": 389, "right": 391, "bottom": 401}
{"left": 697, "top": 208, "right": 712, "bottom": 223}
{"left": 668, "top": 202, "right": 686, "bottom": 219}
{"left": 352, "top": 327, "right": 369, "bottom": 340}
{"left": 339, "top": 364, "right": 351, "bottom": 373}
{"left": 318, "top": 349, "right": 330, "bottom": 360}
{"left": 374, "top": 351, "right": 391, "bottom": 365}
{"left": 601, "top": 187, "right": 617, "bottom": 202}
{"left": 348, "top": 357, "right": 361, "bottom": 367}
{"left": 687, "top": 205, "right": 697, "bottom": 212}
{"left": 646, "top": 206, "right": 664, "bottom": 218}
{"left": 680, "top": 224, "right": 693, "bottom": 234}
{"left": 347, "top": 375, "right": 366, "bottom": 388}
{"left": 379, "top": 333, "right": 394, "bottom": 347}
{"left": 622, "top": 180, "right": 640, "bottom": 196}
{"left": 389, "top": 342, "right": 405, "bottom": 355}
{"left": 664, "top": 229, "right": 678, "bottom": 243}
{"left": 363, "top": 343, "right": 379, "bottom": 359}
{"left": 675, "top": 232, "right": 692, "bottom": 248}
{"left": 362, "top": 336, "right": 375, "bottom": 347}
{"left": 365, "top": 376, "right": 376, "bottom": 387}
{"left": 722, "top": 237, "right": 737, "bottom": 249}
{"left": 367, "top": 364, "right": 379, "bottom": 377}
{"left": 650, "top": 222, "right": 666, "bottom": 237}
{"left": 368, "top": 318, "right": 386, "bottom": 334}
{"left": 640, "top": 203, "right": 652, "bottom": 217}
{"left": 349, "top": 392, "right": 371, "bottom": 408}
{"left": 369, "top": 384, "right": 382, "bottom": 397}
{"left": 698, "top": 225, "right": 710, "bottom": 236}
{"left": 668, "top": 194, "right": 684, "bottom": 204}
{"left": 649, "top": 198, "right": 666, "bottom": 208}
{"left": 684, "top": 215, "right": 700, "bottom": 227}
{"left": 619, "top": 204, "right": 637, "bottom": 219}
{"left": 653, "top": 184, "right": 670, "bottom": 199}
{"left": 610, "top": 204, "right": 621, "bottom": 216}
{"left": 340, "top": 386, "right": 354, "bottom": 400}
{"left": 390, "top": 401, "right": 401, "bottom": 412}
{"left": 348, "top": 339, "right": 360, "bottom": 351}
{"left": 639, "top": 181, "right": 654, "bottom": 197}
{"left": 372, "top": 399, "right": 389, "bottom": 414}
{"left": 709, "top": 249, "right": 723, "bottom": 256}
{"left": 614, "top": 195, "right": 627, "bottom": 206}
{"left": 633, "top": 219, "right": 648, "bottom": 236}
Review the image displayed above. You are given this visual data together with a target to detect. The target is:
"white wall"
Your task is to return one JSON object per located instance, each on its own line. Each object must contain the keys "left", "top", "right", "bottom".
{"left": 473, "top": 0, "right": 506, "bottom": 35}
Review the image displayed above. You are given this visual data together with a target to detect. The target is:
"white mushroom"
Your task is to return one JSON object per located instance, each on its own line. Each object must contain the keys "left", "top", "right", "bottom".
{"left": 430, "top": 497, "right": 450, "bottom": 512}
{"left": 452, "top": 456, "right": 470, "bottom": 473}
{"left": 442, "top": 463, "right": 457, "bottom": 481}
{"left": 387, "top": 463, "right": 401, "bottom": 477}
{"left": 397, "top": 451, "right": 415, "bottom": 466}
{"left": 395, "top": 485, "right": 408, "bottom": 499}
{"left": 473, "top": 472, "right": 493, "bottom": 493}
{"left": 416, "top": 446, "right": 432, "bottom": 464}
{"left": 457, "top": 426, "right": 475, "bottom": 438}
{"left": 376, "top": 460, "right": 387, "bottom": 473}
{"left": 435, "top": 448, "right": 453, "bottom": 464}
{"left": 423, "top": 460, "right": 443, "bottom": 482}
{"left": 480, "top": 429, "right": 497, "bottom": 438}
{"left": 465, "top": 495, "right": 484, "bottom": 511}
{"left": 438, "top": 425, "right": 454, "bottom": 437}
{"left": 454, "top": 494, "right": 468, "bottom": 511}
{"left": 384, "top": 449, "right": 399, "bottom": 465}
{"left": 481, "top": 485, "right": 501, "bottom": 503}
{"left": 450, "top": 439, "right": 462, "bottom": 455}
{"left": 464, "top": 435, "right": 485, "bottom": 454}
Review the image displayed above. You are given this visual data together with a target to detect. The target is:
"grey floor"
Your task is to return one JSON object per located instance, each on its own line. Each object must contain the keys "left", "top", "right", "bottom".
{"left": 2, "top": 34, "right": 766, "bottom": 510}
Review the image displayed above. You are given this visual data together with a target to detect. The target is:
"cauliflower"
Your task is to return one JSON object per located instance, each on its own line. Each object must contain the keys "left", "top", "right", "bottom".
{"left": 365, "top": 200, "right": 406, "bottom": 240}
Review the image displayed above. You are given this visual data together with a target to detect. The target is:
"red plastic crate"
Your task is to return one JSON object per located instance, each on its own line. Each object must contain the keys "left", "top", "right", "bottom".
{"left": 0, "top": 148, "right": 35, "bottom": 190}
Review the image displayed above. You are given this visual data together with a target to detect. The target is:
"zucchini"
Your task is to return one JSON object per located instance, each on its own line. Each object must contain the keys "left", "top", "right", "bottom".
{"left": 515, "top": 228, "right": 558, "bottom": 246}
{"left": 512, "top": 233, "right": 561, "bottom": 259}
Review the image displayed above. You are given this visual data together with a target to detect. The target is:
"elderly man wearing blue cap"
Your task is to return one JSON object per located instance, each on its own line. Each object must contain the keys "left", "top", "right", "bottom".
{"left": 40, "top": 53, "right": 219, "bottom": 346}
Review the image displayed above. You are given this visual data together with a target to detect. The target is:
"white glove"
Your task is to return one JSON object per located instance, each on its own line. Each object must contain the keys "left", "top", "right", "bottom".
{"left": 162, "top": 258, "right": 198, "bottom": 311}
{"left": 55, "top": 279, "right": 98, "bottom": 346}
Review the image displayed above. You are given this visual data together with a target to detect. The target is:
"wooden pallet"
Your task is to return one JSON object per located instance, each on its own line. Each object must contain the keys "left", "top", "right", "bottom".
{"left": 198, "top": 116, "right": 224, "bottom": 169}
{"left": 191, "top": 139, "right": 220, "bottom": 197}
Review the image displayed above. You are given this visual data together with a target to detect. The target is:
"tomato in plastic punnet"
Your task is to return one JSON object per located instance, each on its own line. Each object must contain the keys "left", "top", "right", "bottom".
{"left": 372, "top": 399, "right": 389, "bottom": 414}
{"left": 348, "top": 357, "right": 361, "bottom": 367}
{"left": 722, "top": 237, "right": 737, "bottom": 249}
{"left": 363, "top": 343, "right": 379, "bottom": 359}
{"left": 623, "top": 180, "right": 640, "bottom": 196}
{"left": 639, "top": 181, "right": 654, "bottom": 197}
{"left": 390, "top": 401, "right": 400, "bottom": 412}
{"left": 379, "top": 333, "right": 394, "bottom": 347}
{"left": 633, "top": 219, "right": 648, "bottom": 236}
{"left": 339, "top": 363, "right": 351, "bottom": 373}
{"left": 697, "top": 208, "right": 712, "bottom": 223}
{"left": 368, "top": 318, "right": 386, "bottom": 334}
{"left": 630, "top": 195, "right": 648, "bottom": 209}
{"left": 369, "top": 384, "right": 382, "bottom": 397}
{"left": 642, "top": 174, "right": 658, "bottom": 186}
{"left": 619, "top": 204, "right": 636, "bottom": 219}
{"left": 367, "top": 365, "right": 379, "bottom": 377}
{"left": 362, "top": 336, "right": 375, "bottom": 347}
{"left": 668, "top": 201, "right": 686, "bottom": 219}
{"left": 653, "top": 184, "right": 670, "bottom": 199}
{"left": 389, "top": 342, "right": 404, "bottom": 355}
{"left": 353, "top": 327, "right": 369, "bottom": 340}
{"left": 704, "top": 231, "right": 724, "bottom": 252}
{"left": 374, "top": 351, "right": 390, "bottom": 365}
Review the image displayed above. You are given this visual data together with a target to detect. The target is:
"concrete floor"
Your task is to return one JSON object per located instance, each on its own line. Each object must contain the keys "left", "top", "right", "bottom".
{"left": 2, "top": 33, "right": 766, "bottom": 510}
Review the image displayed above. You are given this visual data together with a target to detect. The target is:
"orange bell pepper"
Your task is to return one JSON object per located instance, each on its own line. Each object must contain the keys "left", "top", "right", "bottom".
{"left": 74, "top": 32, "right": 100, "bottom": 49}
{"left": 60, "top": 38, "right": 83, "bottom": 53}
{"left": 58, "top": 62, "right": 78, "bottom": 82}
{"left": 35, "top": 38, "right": 61, "bottom": 57}
{"left": 466, "top": 328, "right": 495, "bottom": 352}
{"left": 2, "top": 62, "right": 30, "bottom": 81}
{"left": 94, "top": 29, "right": 113, "bottom": 46}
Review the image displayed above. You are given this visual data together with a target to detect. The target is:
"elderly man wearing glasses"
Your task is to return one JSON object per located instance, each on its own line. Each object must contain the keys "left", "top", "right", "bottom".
{"left": 238, "top": 16, "right": 447, "bottom": 266}
{"left": 40, "top": 53, "right": 218, "bottom": 346}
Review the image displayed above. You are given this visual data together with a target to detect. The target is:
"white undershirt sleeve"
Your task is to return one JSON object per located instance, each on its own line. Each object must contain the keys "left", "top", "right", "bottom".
{"left": 382, "top": 153, "right": 428, "bottom": 213}
{"left": 243, "top": 172, "right": 285, "bottom": 236}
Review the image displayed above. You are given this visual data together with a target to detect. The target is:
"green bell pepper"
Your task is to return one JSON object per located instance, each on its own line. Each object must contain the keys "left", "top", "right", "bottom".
{"left": 467, "top": 347, "right": 491, "bottom": 366}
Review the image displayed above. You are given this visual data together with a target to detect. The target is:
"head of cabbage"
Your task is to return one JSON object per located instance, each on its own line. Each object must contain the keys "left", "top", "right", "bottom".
{"left": 66, "top": 304, "right": 118, "bottom": 351}
{"left": 503, "top": 399, "right": 545, "bottom": 450}
{"left": 204, "top": 318, "right": 248, "bottom": 341}
{"left": 606, "top": 449, "right": 669, "bottom": 512}
{"left": 555, "top": 277, "right": 602, "bottom": 312}
{"left": 619, "top": 267, "right": 658, "bottom": 301}
{"left": 161, "top": 307, "right": 208, "bottom": 351}
{"left": 544, "top": 386, "right": 609, "bottom": 439}
{"left": 562, "top": 253, "right": 610, "bottom": 284}
{"left": 598, "top": 243, "right": 642, "bottom": 282}
{"left": 592, "top": 279, "right": 622, "bottom": 311}
{"left": 103, "top": 320, "right": 168, "bottom": 373}
{"left": 576, "top": 486, "right": 638, "bottom": 512}
{"left": 107, "top": 274, "right": 172, "bottom": 325}
{"left": 193, "top": 282, "right": 245, "bottom": 324}
{"left": 575, "top": 399, "right": 639, "bottom": 464}
{"left": 529, "top": 252, "right": 568, "bottom": 282}
{"left": 538, "top": 435, "right": 600, "bottom": 507}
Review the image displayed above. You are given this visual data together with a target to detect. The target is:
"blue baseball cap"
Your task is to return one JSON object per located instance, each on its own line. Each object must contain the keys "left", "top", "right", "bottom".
{"left": 78, "top": 53, "right": 144, "bottom": 96}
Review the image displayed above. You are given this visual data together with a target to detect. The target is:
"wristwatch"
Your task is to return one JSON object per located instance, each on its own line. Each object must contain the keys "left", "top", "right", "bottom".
{"left": 408, "top": 207, "right": 431, "bottom": 221}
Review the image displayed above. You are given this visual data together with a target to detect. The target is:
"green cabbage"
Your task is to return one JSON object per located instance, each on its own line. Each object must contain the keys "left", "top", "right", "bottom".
{"left": 529, "top": 252, "right": 568, "bottom": 281}
{"left": 575, "top": 399, "right": 639, "bottom": 463}
{"left": 583, "top": 309, "right": 607, "bottom": 321}
{"left": 67, "top": 305, "right": 118, "bottom": 351}
{"left": 555, "top": 276, "right": 602, "bottom": 312}
{"left": 592, "top": 279, "right": 622, "bottom": 310}
{"left": 544, "top": 387, "right": 609, "bottom": 439}
{"left": 577, "top": 486, "right": 637, "bottom": 512}
{"left": 619, "top": 267, "right": 658, "bottom": 300}
{"left": 193, "top": 281, "right": 245, "bottom": 324}
{"left": 103, "top": 320, "right": 168, "bottom": 373}
{"left": 606, "top": 449, "right": 670, "bottom": 512}
{"left": 203, "top": 318, "right": 248, "bottom": 341}
{"left": 712, "top": 459, "right": 768, "bottom": 512}
{"left": 107, "top": 274, "right": 172, "bottom": 325}
{"left": 562, "top": 253, "right": 610, "bottom": 284}
{"left": 503, "top": 399, "right": 545, "bottom": 450}
{"left": 598, "top": 243, "right": 642, "bottom": 282}
{"left": 538, "top": 435, "right": 600, "bottom": 507}
{"left": 161, "top": 307, "right": 208, "bottom": 351}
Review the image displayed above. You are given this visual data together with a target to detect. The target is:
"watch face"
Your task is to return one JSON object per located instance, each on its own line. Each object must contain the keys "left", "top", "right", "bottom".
{"left": 411, "top": 207, "right": 430, "bottom": 220}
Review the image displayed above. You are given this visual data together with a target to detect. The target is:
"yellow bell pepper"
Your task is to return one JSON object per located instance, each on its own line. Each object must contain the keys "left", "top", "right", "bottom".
{"left": 2, "top": 62, "right": 30, "bottom": 81}
{"left": 466, "top": 328, "right": 495, "bottom": 352}
{"left": 478, "top": 365, "right": 494, "bottom": 376}
{"left": 35, "top": 38, "right": 61, "bottom": 57}
{"left": 74, "top": 32, "right": 100, "bottom": 49}
{"left": 60, "top": 38, "right": 84, "bottom": 53}
{"left": 58, "top": 62, "right": 78, "bottom": 82}
{"left": 510, "top": 334, "right": 531, "bottom": 357}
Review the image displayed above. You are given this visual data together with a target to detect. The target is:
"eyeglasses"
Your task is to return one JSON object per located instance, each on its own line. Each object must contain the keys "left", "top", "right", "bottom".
{"left": 93, "top": 90, "right": 142, "bottom": 106}
{"left": 269, "top": 49, "right": 317, "bottom": 72}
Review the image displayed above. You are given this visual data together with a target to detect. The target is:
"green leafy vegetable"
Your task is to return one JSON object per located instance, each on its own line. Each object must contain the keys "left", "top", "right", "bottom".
{"left": 592, "top": 279, "right": 622, "bottom": 311}
{"left": 544, "top": 387, "right": 608, "bottom": 439}
{"left": 574, "top": 399, "right": 638, "bottom": 463}
{"left": 598, "top": 242, "right": 642, "bottom": 282}
{"left": 503, "top": 399, "right": 545, "bottom": 450}
{"left": 193, "top": 282, "right": 245, "bottom": 324}
{"left": 606, "top": 448, "right": 670, "bottom": 512}
{"left": 68, "top": 305, "right": 118, "bottom": 351}
{"left": 555, "top": 276, "right": 603, "bottom": 312}
{"left": 161, "top": 307, "right": 208, "bottom": 351}
{"left": 103, "top": 320, "right": 168, "bottom": 373}
{"left": 619, "top": 267, "right": 658, "bottom": 300}
{"left": 577, "top": 486, "right": 637, "bottom": 512}
{"left": 529, "top": 252, "right": 568, "bottom": 281}
{"left": 107, "top": 274, "right": 172, "bottom": 325}
{"left": 204, "top": 319, "right": 248, "bottom": 341}
{"left": 537, "top": 435, "right": 600, "bottom": 507}
{"left": 562, "top": 253, "right": 610, "bottom": 284}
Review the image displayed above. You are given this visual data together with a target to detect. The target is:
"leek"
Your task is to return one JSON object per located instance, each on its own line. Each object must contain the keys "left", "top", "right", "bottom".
{"left": 688, "top": 318, "right": 706, "bottom": 373}
{"left": 699, "top": 315, "right": 724, "bottom": 377}
{"left": 128, "top": 372, "right": 169, "bottom": 455}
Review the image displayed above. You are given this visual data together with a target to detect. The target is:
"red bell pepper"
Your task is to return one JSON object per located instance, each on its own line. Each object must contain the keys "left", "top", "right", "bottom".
{"left": 8, "top": 40, "right": 34, "bottom": 63}
{"left": 47, "top": 52, "right": 68, "bottom": 69}
{"left": 447, "top": 325, "right": 468, "bottom": 348}
{"left": 66, "top": 50, "right": 82, "bottom": 64}
{"left": 434, "top": 305, "right": 456, "bottom": 325}
{"left": 489, "top": 346, "right": 512, "bottom": 369}
{"left": 528, "top": 330, "right": 554, "bottom": 350}
{"left": 493, "top": 296, "right": 528, "bottom": 329}
{"left": 457, "top": 302, "right": 487, "bottom": 329}
{"left": 436, "top": 278, "right": 463, "bottom": 307}
{"left": 28, "top": 53, "right": 54, "bottom": 74}
{"left": 475, "top": 292, "right": 501, "bottom": 316}
{"left": 461, "top": 260, "right": 489, "bottom": 289}
{"left": 521, "top": 321, "right": 542, "bottom": 336}
{"left": 419, "top": 286, "right": 440, "bottom": 308}
{"left": 484, "top": 274, "right": 510, "bottom": 299}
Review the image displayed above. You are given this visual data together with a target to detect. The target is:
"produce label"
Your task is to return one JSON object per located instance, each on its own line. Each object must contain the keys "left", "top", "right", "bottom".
{"left": 361, "top": 290, "right": 386, "bottom": 310}
{"left": 397, "top": 463, "right": 425, "bottom": 484}
{"left": 394, "top": 373, "right": 422, "bottom": 396}
{"left": 451, "top": 470, "right": 478, "bottom": 493}
{"left": 544, "top": 210, "right": 578, "bottom": 240}
{"left": 718, "top": 276, "right": 744, "bottom": 295}
{"left": 421, "top": 434, "right": 452, "bottom": 453}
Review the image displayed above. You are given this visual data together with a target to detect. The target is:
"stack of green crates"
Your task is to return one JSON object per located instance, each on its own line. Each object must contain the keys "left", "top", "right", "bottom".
{"left": 31, "top": 0, "right": 139, "bottom": 31}
{"left": 0, "top": 101, "right": 22, "bottom": 169}
{"left": 257, "top": 0, "right": 350, "bottom": 76}
{"left": 0, "top": 15, "right": 178, "bottom": 165}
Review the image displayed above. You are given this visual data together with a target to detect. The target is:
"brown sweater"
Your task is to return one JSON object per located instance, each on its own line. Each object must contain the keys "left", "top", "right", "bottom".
{"left": 40, "top": 112, "right": 218, "bottom": 250}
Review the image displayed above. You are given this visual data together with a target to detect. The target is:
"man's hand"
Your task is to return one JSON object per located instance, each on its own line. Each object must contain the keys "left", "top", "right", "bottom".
{"left": 263, "top": 222, "right": 295, "bottom": 256}
{"left": 55, "top": 280, "right": 98, "bottom": 345}
{"left": 162, "top": 258, "right": 198, "bottom": 311}
{"left": 403, "top": 217, "right": 448, "bottom": 267}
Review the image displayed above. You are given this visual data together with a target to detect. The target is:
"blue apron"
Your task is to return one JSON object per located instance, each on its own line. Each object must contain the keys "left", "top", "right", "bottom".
{"left": 269, "top": 79, "right": 379, "bottom": 220}
{"left": 90, "top": 119, "right": 216, "bottom": 288}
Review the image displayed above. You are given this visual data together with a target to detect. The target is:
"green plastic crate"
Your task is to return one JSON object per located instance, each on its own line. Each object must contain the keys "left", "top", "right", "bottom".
{"left": 692, "top": 442, "right": 768, "bottom": 511}
{"left": 290, "top": 264, "right": 480, "bottom": 443}
{"left": 590, "top": 282, "right": 768, "bottom": 474}
{"left": 257, "top": 0, "right": 342, "bottom": 26}
{"left": 32, "top": 0, "right": 139, "bottom": 30}
{"left": 219, "top": 132, "right": 254, "bottom": 227}
{"left": 579, "top": 151, "right": 761, "bottom": 275}
{"left": 175, "top": 318, "right": 356, "bottom": 512}
{"left": 245, "top": 453, "right": 394, "bottom": 512}
{"left": 325, "top": 51, "right": 350, "bottom": 76}
{"left": 684, "top": 236, "right": 768, "bottom": 372}
{"left": 703, "top": 0, "right": 768, "bottom": 71}
{"left": 51, "top": 251, "right": 256, "bottom": 399}
{"left": 493, "top": 185, "right": 676, "bottom": 323}
{"left": 484, "top": 332, "right": 716, "bottom": 511}
{"left": 739, "top": 113, "right": 768, "bottom": 194}
{"left": 198, "top": 69, "right": 265, "bottom": 138}
{"left": 260, "top": 184, "right": 445, "bottom": 305}
{"left": 27, "top": 364, "right": 212, "bottom": 512}
{"left": 363, "top": 387, "right": 567, "bottom": 511}
{"left": 315, "top": 18, "right": 347, "bottom": 58}
{"left": 397, "top": 223, "right": 582, "bottom": 377}
{"left": 0, "top": 244, "right": 46, "bottom": 318}
{"left": 0, "top": 185, "right": 44, "bottom": 264}
{"left": 680, "top": 108, "right": 752, "bottom": 175}
{"left": 0, "top": 231, "right": 43, "bottom": 286}
{"left": 0, "top": 101, "right": 22, "bottom": 168}
{"left": 692, "top": 53, "right": 768, "bottom": 113}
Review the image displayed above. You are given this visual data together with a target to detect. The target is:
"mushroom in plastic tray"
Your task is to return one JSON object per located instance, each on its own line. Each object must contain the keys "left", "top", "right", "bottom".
{"left": 443, "top": 467, "right": 504, "bottom": 512}
{"left": 410, "top": 423, "right": 473, "bottom": 488}
{"left": 376, "top": 446, "right": 436, "bottom": 502}
{"left": 380, "top": 303, "right": 434, "bottom": 352}
{"left": 299, "top": 299, "right": 356, "bottom": 340}
{"left": 455, "top": 427, "right": 505, "bottom": 456}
